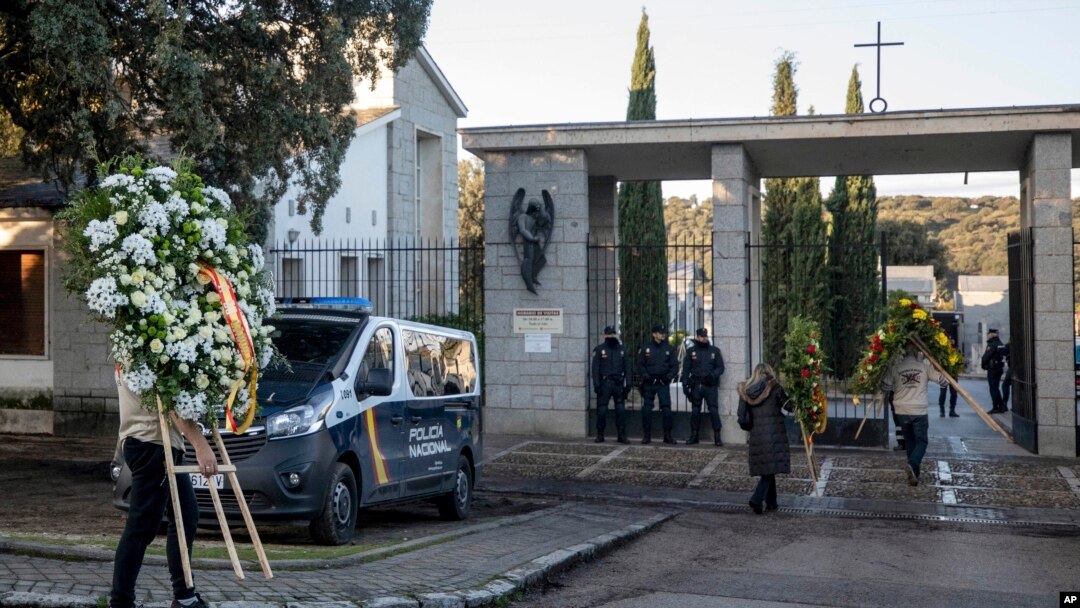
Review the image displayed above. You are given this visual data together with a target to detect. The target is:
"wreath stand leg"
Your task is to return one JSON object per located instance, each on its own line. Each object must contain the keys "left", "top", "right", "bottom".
{"left": 910, "top": 337, "right": 1012, "bottom": 442}
{"left": 853, "top": 394, "right": 880, "bottom": 441}
{"left": 156, "top": 397, "right": 195, "bottom": 589}
{"left": 799, "top": 420, "right": 820, "bottom": 498}
{"left": 212, "top": 428, "right": 273, "bottom": 579}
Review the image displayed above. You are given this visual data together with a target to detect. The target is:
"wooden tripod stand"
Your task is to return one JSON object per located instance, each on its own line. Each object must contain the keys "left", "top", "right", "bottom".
{"left": 156, "top": 397, "right": 273, "bottom": 586}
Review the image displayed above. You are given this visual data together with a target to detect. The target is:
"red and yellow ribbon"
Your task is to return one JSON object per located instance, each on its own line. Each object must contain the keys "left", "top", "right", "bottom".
{"left": 197, "top": 262, "right": 258, "bottom": 434}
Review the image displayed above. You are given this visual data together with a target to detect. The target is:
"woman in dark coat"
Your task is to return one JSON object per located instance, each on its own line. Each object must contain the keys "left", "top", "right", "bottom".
{"left": 738, "top": 363, "right": 791, "bottom": 514}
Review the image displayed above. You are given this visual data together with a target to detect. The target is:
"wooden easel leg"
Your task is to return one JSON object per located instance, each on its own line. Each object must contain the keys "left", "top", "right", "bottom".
{"left": 206, "top": 480, "right": 244, "bottom": 579}
{"left": 156, "top": 397, "right": 194, "bottom": 589}
{"left": 800, "top": 421, "right": 820, "bottom": 498}
{"left": 910, "top": 337, "right": 1012, "bottom": 442}
{"left": 213, "top": 428, "right": 273, "bottom": 579}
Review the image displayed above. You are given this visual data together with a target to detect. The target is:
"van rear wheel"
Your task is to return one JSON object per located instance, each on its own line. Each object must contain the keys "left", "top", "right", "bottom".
{"left": 310, "top": 463, "right": 357, "bottom": 545}
{"left": 436, "top": 454, "right": 472, "bottom": 521}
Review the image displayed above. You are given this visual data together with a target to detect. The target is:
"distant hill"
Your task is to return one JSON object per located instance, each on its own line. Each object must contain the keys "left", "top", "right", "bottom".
{"left": 665, "top": 193, "right": 1080, "bottom": 297}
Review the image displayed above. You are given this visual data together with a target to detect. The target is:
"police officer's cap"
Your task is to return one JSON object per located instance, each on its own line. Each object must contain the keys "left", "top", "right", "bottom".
{"left": 603, "top": 325, "right": 617, "bottom": 335}
{"left": 987, "top": 328, "right": 999, "bottom": 335}
{"left": 651, "top": 325, "right": 667, "bottom": 334}
{"left": 695, "top": 327, "right": 708, "bottom": 338}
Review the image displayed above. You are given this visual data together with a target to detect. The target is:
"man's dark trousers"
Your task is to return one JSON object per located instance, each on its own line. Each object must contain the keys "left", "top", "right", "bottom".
{"left": 896, "top": 414, "right": 929, "bottom": 478}
{"left": 595, "top": 378, "right": 626, "bottom": 439}
{"left": 111, "top": 438, "right": 199, "bottom": 608}
{"left": 641, "top": 380, "right": 672, "bottom": 438}
{"left": 987, "top": 369, "right": 1005, "bottom": 410}
{"left": 689, "top": 382, "right": 721, "bottom": 437}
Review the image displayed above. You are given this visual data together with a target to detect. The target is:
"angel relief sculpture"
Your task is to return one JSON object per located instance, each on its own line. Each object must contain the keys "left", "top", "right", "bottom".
{"left": 509, "top": 188, "right": 555, "bottom": 294}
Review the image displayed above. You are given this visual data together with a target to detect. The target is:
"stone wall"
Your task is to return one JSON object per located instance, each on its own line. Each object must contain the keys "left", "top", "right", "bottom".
{"left": 711, "top": 144, "right": 759, "bottom": 445}
{"left": 483, "top": 150, "right": 589, "bottom": 436}
{"left": 386, "top": 58, "right": 460, "bottom": 244}
{"left": 1020, "top": 133, "right": 1075, "bottom": 457}
{"left": 50, "top": 241, "right": 118, "bottom": 437}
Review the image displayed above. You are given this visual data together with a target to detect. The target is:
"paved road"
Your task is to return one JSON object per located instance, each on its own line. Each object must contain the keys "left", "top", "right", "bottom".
{"left": 0, "top": 503, "right": 666, "bottom": 604}
{"left": 512, "top": 509, "right": 1080, "bottom": 608}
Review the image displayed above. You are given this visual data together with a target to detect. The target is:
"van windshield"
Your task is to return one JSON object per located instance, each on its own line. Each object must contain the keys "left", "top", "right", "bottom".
{"left": 264, "top": 318, "right": 357, "bottom": 383}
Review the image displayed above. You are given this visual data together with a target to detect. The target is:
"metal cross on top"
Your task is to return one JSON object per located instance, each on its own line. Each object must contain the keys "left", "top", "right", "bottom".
{"left": 855, "top": 21, "right": 904, "bottom": 113}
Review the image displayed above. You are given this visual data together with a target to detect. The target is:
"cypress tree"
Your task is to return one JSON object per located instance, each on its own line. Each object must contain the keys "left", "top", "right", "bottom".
{"left": 791, "top": 175, "right": 830, "bottom": 334}
{"left": 761, "top": 51, "right": 800, "bottom": 368}
{"left": 618, "top": 9, "right": 667, "bottom": 360}
{"left": 825, "top": 65, "right": 880, "bottom": 378}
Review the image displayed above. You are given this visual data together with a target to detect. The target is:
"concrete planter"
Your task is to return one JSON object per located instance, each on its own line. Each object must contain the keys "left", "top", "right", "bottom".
{"left": 0, "top": 408, "right": 53, "bottom": 434}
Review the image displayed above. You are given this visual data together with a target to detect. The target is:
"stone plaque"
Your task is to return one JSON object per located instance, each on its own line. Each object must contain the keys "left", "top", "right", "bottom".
{"left": 513, "top": 308, "right": 564, "bottom": 334}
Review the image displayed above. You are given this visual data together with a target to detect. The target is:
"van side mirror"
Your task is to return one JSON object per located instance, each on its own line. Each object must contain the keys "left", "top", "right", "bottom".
{"left": 357, "top": 368, "right": 392, "bottom": 397}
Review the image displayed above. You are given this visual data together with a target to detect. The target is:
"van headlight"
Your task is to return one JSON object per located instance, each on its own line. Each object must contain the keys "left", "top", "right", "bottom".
{"left": 266, "top": 390, "right": 335, "bottom": 439}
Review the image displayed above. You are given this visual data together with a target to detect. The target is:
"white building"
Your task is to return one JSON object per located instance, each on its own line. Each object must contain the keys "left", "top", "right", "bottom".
{"left": 884, "top": 265, "right": 936, "bottom": 308}
{"left": 955, "top": 275, "right": 1010, "bottom": 369}
{"left": 270, "top": 46, "right": 467, "bottom": 315}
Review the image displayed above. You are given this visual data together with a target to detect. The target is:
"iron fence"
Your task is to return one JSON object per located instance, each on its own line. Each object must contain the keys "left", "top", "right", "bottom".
{"left": 1007, "top": 229, "right": 1037, "bottom": 453}
{"left": 1073, "top": 233, "right": 1079, "bottom": 456}
{"left": 586, "top": 233, "right": 713, "bottom": 416}
{"left": 267, "top": 238, "right": 484, "bottom": 329}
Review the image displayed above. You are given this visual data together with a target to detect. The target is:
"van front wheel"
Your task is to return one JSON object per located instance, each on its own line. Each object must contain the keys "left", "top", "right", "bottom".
{"left": 436, "top": 454, "right": 472, "bottom": 521}
{"left": 310, "top": 463, "right": 358, "bottom": 545}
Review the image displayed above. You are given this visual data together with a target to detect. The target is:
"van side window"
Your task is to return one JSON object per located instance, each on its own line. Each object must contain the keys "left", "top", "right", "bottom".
{"left": 441, "top": 338, "right": 477, "bottom": 394}
{"left": 401, "top": 331, "right": 478, "bottom": 397}
{"left": 359, "top": 326, "right": 394, "bottom": 382}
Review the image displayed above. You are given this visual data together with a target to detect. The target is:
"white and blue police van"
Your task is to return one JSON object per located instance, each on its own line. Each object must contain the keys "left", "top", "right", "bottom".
{"left": 113, "top": 297, "right": 483, "bottom": 545}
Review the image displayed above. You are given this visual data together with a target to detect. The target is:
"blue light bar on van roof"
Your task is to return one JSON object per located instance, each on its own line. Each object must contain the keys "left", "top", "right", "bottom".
{"left": 277, "top": 297, "right": 374, "bottom": 313}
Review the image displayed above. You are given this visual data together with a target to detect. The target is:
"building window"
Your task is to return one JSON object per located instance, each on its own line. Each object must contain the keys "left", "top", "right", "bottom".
{"left": 280, "top": 258, "right": 304, "bottom": 298}
{"left": 340, "top": 256, "right": 358, "bottom": 298}
{"left": 0, "top": 250, "right": 46, "bottom": 356}
{"left": 367, "top": 257, "right": 385, "bottom": 314}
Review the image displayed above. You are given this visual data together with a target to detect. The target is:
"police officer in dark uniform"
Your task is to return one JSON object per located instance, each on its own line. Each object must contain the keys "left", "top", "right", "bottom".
{"left": 981, "top": 328, "right": 1008, "bottom": 413}
{"left": 637, "top": 324, "right": 678, "bottom": 444}
{"left": 681, "top": 327, "right": 725, "bottom": 446}
{"left": 592, "top": 325, "right": 631, "bottom": 443}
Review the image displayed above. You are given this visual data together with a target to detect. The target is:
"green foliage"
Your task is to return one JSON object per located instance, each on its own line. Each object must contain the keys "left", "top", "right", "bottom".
{"left": 0, "top": 0, "right": 433, "bottom": 241}
{"left": 790, "top": 177, "right": 829, "bottom": 328}
{"left": 781, "top": 316, "right": 827, "bottom": 435}
{"left": 878, "top": 218, "right": 949, "bottom": 286}
{"left": 618, "top": 8, "right": 667, "bottom": 357}
{"left": 761, "top": 51, "right": 802, "bottom": 369}
{"left": 849, "top": 291, "right": 965, "bottom": 395}
{"left": 458, "top": 158, "right": 485, "bottom": 321}
{"left": 823, "top": 64, "right": 879, "bottom": 380}
{"left": 0, "top": 108, "right": 21, "bottom": 157}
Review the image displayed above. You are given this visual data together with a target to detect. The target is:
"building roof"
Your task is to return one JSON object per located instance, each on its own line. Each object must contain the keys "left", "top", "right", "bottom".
{"left": 957, "top": 275, "right": 1009, "bottom": 292}
{"left": 461, "top": 105, "right": 1080, "bottom": 180}
{"left": 887, "top": 265, "right": 935, "bottom": 280}
{"left": 353, "top": 106, "right": 400, "bottom": 127}
{"left": 415, "top": 46, "right": 467, "bottom": 119}
{"left": 0, "top": 157, "right": 66, "bottom": 209}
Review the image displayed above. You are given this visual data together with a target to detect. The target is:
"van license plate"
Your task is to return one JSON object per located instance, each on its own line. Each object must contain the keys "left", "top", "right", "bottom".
{"left": 191, "top": 474, "right": 224, "bottom": 490}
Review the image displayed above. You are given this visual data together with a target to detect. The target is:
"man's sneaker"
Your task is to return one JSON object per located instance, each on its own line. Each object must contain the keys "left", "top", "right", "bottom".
{"left": 171, "top": 594, "right": 208, "bottom": 608}
{"left": 905, "top": 464, "right": 919, "bottom": 486}
{"left": 949, "top": 411, "right": 960, "bottom": 418}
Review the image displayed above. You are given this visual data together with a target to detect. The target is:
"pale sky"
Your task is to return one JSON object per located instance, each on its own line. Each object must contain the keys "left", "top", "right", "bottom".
{"left": 424, "top": 0, "right": 1080, "bottom": 199}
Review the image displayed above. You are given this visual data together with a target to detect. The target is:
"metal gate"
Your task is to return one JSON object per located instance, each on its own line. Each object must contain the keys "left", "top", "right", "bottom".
{"left": 746, "top": 237, "right": 889, "bottom": 447}
{"left": 585, "top": 233, "right": 713, "bottom": 437}
{"left": 1007, "top": 229, "right": 1037, "bottom": 453}
{"left": 1074, "top": 231, "right": 1080, "bottom": 456}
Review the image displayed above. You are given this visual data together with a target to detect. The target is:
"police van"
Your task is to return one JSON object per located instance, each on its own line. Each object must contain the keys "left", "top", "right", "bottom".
{"left": 113, "top": 298, "right": 483, "bottom": 545}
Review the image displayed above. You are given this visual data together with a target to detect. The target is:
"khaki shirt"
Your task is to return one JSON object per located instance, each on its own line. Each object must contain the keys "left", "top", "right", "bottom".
{"left": 116, "top": 370, "right": 185, "bottom": 448}
{"left": 881, "top": 354, "right": 947, "bottom": 416}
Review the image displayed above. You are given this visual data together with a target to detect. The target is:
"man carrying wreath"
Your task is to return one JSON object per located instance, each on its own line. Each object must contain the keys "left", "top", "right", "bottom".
{"left": 110, "top": 373, "right": 216, "bottom": 608}
{"left": 880, "top": 343, "right": 947, "bottom": 486}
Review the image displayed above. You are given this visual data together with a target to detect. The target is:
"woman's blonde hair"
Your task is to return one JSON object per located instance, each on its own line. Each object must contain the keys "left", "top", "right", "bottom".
{"left": 747, "top": 363, "right": 776, "bottom": 386}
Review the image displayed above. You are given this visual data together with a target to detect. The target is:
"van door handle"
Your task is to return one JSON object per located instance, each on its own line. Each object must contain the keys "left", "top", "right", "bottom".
{"left": 446, "top": 400, "right": 472, "bottom": 408}
{"left": 410, "top": 415, "right": 422, "bottom": 424}
{"left": 390, "top": 414, "right": 403, "bottom": 425}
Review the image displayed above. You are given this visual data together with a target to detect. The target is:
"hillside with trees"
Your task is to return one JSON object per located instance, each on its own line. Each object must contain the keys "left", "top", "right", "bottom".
{"left": 664, "top": 193, "right": 1080, "bottom": 303}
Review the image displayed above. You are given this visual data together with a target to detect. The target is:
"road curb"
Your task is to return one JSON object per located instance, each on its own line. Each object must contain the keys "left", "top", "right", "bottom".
{"left": 0, "top": 510, "right": 672, "bottom": 608}
{"left": 0, "top": 504, "right": 570, "bottom": 571}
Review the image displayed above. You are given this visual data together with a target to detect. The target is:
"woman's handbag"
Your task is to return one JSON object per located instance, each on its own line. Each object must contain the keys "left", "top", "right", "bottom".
{"left": 737, "top": 399, "right": 753, "bottom": 431}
